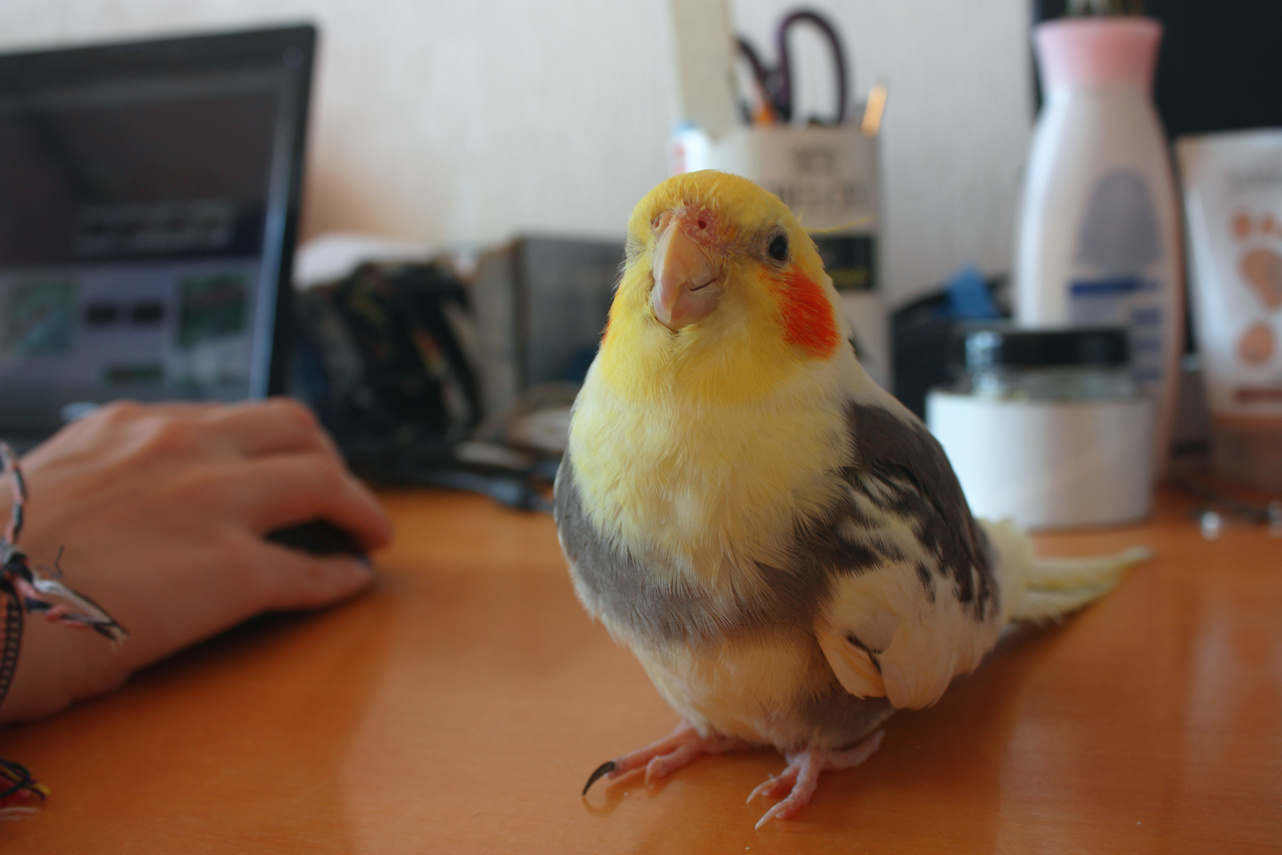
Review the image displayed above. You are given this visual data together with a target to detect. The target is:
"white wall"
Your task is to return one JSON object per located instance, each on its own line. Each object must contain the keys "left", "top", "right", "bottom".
{"left": 0, "top": 0, "right": 1034, "bottom": 307}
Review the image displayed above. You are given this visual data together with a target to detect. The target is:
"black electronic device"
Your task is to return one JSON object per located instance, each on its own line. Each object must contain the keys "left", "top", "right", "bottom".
{"left": 266, "top": 519, "right": 367, "bottom": 558}
{"left": 0, "top": 24, "right": 316, "bottom": 446}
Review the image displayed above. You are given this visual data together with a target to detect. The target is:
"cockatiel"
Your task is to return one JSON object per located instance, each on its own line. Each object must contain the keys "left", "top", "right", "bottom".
{"left": 554, "top": 170, "right": 1146, "bottom": 828}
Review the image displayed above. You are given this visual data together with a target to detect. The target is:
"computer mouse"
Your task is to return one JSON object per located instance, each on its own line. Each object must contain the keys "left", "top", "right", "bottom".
{"left": 266, "top": 519, "right": 367, "bottom": 558}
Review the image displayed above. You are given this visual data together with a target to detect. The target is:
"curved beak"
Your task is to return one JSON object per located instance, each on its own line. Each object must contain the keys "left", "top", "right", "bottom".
{"left": 651, "top": 221, "right": 721, "bottom": 331}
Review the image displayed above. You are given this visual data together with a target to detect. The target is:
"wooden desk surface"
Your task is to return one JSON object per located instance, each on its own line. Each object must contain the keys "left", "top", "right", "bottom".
{"left": 2, "top": 487, "right": 1279, "bottom": 853}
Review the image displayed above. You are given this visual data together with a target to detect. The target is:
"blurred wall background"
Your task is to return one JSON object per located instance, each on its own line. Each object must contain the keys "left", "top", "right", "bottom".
{"left": 0, "top": 0, "right": 1033, "bottom": 308}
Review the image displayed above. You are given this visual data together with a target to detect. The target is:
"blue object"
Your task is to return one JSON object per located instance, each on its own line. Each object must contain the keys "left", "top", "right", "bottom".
{"left": 946, "top": 266, "right": 1001, "bottom": 320}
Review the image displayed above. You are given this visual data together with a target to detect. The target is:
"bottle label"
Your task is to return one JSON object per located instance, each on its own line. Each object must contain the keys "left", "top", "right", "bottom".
{"left": 1065, "top": 167, "right": 1169, "bottom": 394}
{"left": 812, "top": 234, "right": 888, "bottom": 389}
{"left": 812, "top": 234, "right": 875, "bottom": 293}
{"left": 1068, "top": 276, "right": 1165, "bottom": 388}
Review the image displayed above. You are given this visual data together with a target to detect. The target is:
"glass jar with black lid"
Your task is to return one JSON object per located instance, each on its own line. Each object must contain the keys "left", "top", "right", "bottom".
{"left": 949, "top": 324, "right": 1137, "bottom": 402}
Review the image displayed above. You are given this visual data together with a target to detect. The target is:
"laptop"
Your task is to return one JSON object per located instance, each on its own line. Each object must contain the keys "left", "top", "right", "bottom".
{"left": 0, "top": 24, "right": 315, "bottom": 449}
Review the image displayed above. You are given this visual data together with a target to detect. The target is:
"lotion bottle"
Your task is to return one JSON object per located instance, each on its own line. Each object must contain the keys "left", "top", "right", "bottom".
{"left": 1013, "top": 16, "right": 1183, "bottom": 473}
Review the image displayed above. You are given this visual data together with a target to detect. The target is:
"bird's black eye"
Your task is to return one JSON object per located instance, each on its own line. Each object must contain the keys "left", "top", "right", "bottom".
{"left": 768, "top": 234, "right": 789, "bottom": 262}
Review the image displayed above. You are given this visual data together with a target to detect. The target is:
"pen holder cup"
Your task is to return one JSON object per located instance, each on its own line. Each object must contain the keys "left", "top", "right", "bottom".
{"left": 669, "top": 123, "right": 888, "bottom": 388}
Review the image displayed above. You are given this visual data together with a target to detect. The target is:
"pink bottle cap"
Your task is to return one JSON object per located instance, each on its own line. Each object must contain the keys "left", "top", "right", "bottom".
{"left": 1034, "top": 17, "right": 1163, "bottom": 91}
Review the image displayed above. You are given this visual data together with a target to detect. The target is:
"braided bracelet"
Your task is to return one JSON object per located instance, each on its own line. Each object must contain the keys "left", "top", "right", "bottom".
{"left": 0, "top": 442, "right": 127, "bottom": 819}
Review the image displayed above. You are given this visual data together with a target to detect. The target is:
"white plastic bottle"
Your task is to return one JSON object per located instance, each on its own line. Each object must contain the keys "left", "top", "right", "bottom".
{"left": 1014, "top": 16, "right": 1183, "bottom": 473}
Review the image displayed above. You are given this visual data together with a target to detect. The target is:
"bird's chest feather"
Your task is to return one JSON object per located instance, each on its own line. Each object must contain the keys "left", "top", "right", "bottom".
{"left": 565, "top": 366, "right": 851, "bottom": 586}
{"left": 634, "top": 626, "right": 840, "bottom": 747}
{"left": 555, "top": 359, "right": 855, "bottom": 653}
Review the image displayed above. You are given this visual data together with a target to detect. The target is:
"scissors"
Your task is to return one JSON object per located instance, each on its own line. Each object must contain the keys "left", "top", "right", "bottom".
{"left": 736, "top": 8, "right": 849, "bottom": 125}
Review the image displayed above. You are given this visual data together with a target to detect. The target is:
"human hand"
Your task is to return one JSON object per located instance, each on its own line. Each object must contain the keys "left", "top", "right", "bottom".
{"left": 0, "top": 398, "right": 393, "bottom": 724}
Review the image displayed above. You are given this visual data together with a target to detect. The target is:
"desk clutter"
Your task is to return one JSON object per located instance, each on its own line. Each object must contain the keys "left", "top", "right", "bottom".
{"left": 290, "top": 240, "right": 609, "bottom": 511}
{"left": 286, "top": 0, "right": 1282, "bottom": 529}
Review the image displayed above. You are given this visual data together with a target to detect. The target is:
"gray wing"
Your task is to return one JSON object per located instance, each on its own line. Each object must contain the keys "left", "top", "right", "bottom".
{"left": 843, "top": 401, "right": 996, "bottom": 620}
{"left": 809, "top": 400, "right": 1001, "bottom": 710}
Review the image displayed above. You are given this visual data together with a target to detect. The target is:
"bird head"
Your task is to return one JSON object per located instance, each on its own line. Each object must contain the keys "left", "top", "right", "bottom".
{"left": 597, "top": 171, "right": 847, "bottom": 405}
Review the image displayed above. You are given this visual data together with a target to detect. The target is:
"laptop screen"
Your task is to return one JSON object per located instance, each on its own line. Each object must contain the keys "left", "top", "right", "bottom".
{"left": 0, "top": 24, "right": 314, "bottom": 438}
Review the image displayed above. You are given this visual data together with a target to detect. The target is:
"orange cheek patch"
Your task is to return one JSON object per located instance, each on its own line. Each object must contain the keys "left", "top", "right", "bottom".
{"left": 778, "top": 270, "right": 839, "bottom": 358}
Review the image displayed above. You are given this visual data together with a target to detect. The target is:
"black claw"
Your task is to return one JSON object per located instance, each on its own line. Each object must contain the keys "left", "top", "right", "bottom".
{"left": 582, "top": 760, "right": 616, "bottom": 796}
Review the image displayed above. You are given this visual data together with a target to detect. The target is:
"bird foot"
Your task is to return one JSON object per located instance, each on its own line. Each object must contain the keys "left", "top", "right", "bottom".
{"left": 747, "top": 730, "right": 884, "bottom": 829}
{"left": 582, "top": 719, "right": 754, "bottom": 795}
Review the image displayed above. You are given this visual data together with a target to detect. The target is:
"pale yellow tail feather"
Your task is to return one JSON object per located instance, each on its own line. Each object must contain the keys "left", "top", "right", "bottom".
{"left": 1027, "top": 546, "right": 1153, "bottom": 591}
{"left": 980, "top": 518, "right": 1151, "bottom": 624}
{"left": 1013, "top": 546, "right": 1152, "bottom": 623}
